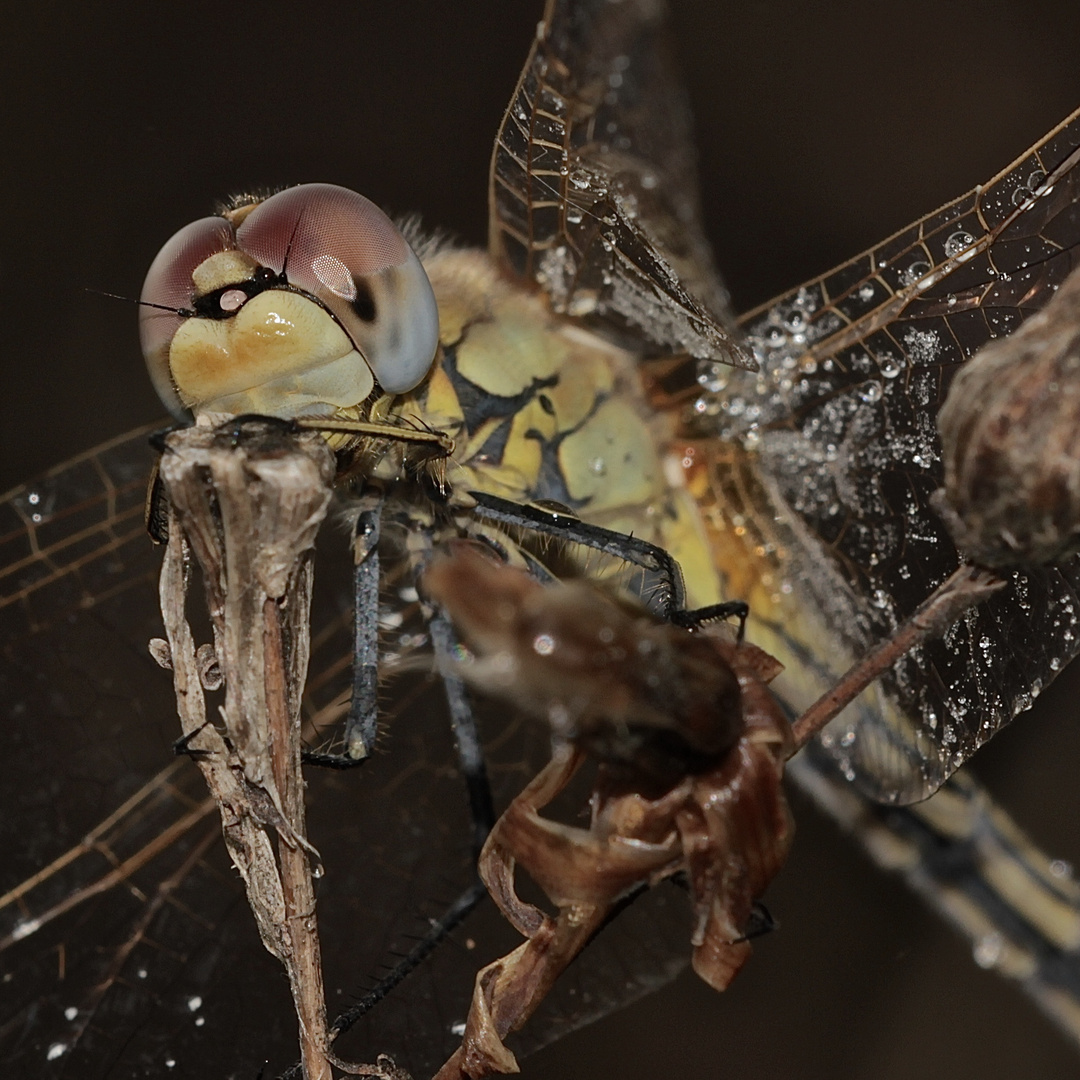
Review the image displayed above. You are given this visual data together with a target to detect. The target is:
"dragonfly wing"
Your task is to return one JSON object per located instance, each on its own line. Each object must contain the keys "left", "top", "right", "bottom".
{"left": 0, "top": 431, "right": 480, "bottom": 1077}
{"left": 706, "top": 109, "right": 1080, "bottom": 803}
{"left": 0, "top": 429, "right": 701, "bottom": 1076}
{"left": 488, "top": 0, "right": 751, "bottom": 368}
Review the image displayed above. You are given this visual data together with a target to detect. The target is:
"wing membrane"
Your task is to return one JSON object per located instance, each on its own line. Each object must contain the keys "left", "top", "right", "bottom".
{"left": 0, "top": 429, "right": 702, "bottom": 1077}
{"left": 489, "top": 0, "right": 751, "bottom": 368}
{"left": 702, "top": 108, "right": 1080, "bottom": 803}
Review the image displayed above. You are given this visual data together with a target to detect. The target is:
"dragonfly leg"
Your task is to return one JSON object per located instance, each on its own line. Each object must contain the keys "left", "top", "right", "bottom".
{"left": 466, "top": 489, "right": 688, "bottom": 615}
{"left": 430, "top": 613, "right": 497, "bottom": 857}
{"left": 172, "top": 720, "right": 214, "bottom": 761}
{"left": 302, "top": 494, "right": 384, "bottom": 769}
{"left": 466, "top": 491, "right": 761, "bottom": 639}
{"left": 671, "top": 600, "right": 749, "bottom": 639}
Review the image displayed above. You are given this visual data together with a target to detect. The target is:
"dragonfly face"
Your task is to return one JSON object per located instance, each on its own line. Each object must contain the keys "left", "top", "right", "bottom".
{"left": 5, "top": 4, "right": 1080, "bottom": 1080}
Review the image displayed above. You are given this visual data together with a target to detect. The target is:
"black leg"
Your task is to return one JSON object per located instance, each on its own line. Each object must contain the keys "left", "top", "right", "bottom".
{"left": 466, "top": 490, "right": 688, "bottom": 616}
{"left": 466, "top": 491, "right": 758, "bottom": 640}
{"left": 429, "top": 614, "right": 496, "bottom": 857}
{"left": 173, "top": 721, "right": 213, "bottom": 761}
{"left": 302, "top": 494, "right": 384, "bottom": 769}
{"left": 345, "top": 496, "right": 384, "bottom": 758}
{"left": 671, "top": 600, "right": 749, "bottom": 640}
{"left": 277, "top": 878, "right": 489, "bottom": 1078}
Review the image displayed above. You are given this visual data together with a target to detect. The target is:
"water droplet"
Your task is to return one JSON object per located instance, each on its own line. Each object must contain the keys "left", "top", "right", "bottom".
{"left": 187, "top": 996, "right": 202, "bottom": 1012}
{"left": 588, "top": 456, "right": 606, "bottom": 475}
{"left": 20, "top": 488, "right": 50, "bottom": 525}
{"left": 944, "top": 230, "right": 975, "bottom": 258}
{"left": 533, "top": 633, "right": 555, "bottom": 657}
{"left": 1051, "top": 859, "right": 1073, "bottom": 878}
{"left": 872, "top": 589, "right": 890, "bottom": 609}
{"left": 64, "top": 1007, "right": 78, "bottom": 1021}
{"left": 858, "top": 283, "right": 876, "bottom": 302}
{"left": 859, "top": 381, "right": 883, "bottom": 404}
{"left": 879, "top": 355, "right": 904, "bottom": 378}
{"left": 743, "top": 428, "right": 761, "bottom": 450}
{"left": 47, "top": 1044, "right": 67, "bottom": 1061}
{"left": 697, "top": 364, "right": 729, "bottom": 393}
{"left": 900, "top": 260, "right": 931, "bottom": 287}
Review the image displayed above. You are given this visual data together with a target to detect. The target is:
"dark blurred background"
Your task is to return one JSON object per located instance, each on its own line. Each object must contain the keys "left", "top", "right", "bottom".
{"left": 4, "top": 2, "right": 1080, "bottom": 1077}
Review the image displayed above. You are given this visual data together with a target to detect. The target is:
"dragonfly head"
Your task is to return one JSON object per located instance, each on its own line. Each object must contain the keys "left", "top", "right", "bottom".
{"left": 139, "top": 183, "right": 440, "bottom": 421}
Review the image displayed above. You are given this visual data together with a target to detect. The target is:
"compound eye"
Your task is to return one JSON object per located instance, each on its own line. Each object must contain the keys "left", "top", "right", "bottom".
{"left": 140, "top": 216, "right": 236, "bottom": 417}
{"left": 237, "top": 183, "right": 439, "bottom": 394}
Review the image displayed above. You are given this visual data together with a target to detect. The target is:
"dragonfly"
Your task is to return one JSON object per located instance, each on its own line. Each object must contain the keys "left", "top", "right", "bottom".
{"left": 6, "top": 2, "right": 1080, "bottom": 1080}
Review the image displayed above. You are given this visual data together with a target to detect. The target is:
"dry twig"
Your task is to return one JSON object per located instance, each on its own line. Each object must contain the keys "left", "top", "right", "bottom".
{"left": 154, "top": 419, "right": 338, "bottom": 1080}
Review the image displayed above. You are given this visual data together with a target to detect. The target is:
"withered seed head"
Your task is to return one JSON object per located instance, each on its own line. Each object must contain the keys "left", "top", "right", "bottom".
{"left": 936, "top": 265, "right": 1080, "bottom": 567}
{"left": 421, "top": 541, "right": 745, "bottom": 786}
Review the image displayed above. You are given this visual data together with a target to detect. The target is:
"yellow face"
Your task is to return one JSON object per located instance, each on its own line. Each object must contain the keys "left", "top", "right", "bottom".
{"left": 168, "top": 290, "right": 372, "bottom": 417}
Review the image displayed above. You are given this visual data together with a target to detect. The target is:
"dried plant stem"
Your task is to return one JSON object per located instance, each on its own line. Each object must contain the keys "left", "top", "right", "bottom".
{"left": 264, "top": 594, "right": 328, "bottom": 1075}
{"left": 155, "top": 420, "right": 336, "bottom": 1080}
{"left": 790, "top": 564, "right": 1005, "bottom": 750}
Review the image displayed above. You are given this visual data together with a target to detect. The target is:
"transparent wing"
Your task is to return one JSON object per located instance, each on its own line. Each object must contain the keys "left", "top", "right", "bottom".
{"left": 4, "top": 429, "right": 1080, "bottom": 1074}
{"left": 700, "top": 108, "right": 1080, "bottom": 803}
{"left": 0, "top": 431, "right": 473, "bottom": 1076}
{"left": 488, "top": 0, "right": 751, "bottom": 369}
{"left": 0, "top": 430, "right": 701, "bottom": 1077}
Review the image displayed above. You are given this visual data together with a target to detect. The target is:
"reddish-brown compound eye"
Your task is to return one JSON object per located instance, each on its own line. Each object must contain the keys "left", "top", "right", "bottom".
{"left": 139, "top": 216, "right": 237, "bottom": 417}
{"left": 236, "top": 184, "right": 440, "bottom": 394}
